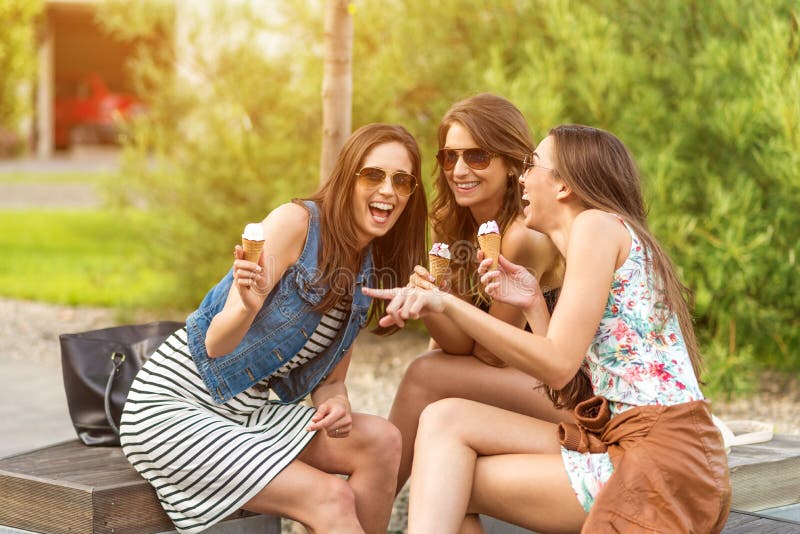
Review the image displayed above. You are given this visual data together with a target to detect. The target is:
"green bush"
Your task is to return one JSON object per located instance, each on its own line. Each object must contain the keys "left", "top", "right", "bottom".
{"left": 0, "top": 0, "right": 42, "bottom": 155}
{"left": 101, "top": 0, "right": 799, "bottom": 395}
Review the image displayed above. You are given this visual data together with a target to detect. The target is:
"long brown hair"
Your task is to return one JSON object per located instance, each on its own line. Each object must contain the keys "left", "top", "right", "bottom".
{"left": 299, "top": 123, "right": 428, "bottom": 335}
{"left": 545, "top": 124, "right": 703, "bottom": 409}
{"left": 430, "top": 93, "right": 532, "bottom": 298}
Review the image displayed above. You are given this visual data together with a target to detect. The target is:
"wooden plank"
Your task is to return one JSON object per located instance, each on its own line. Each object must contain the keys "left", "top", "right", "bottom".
{"left": 0, "top": 474, "right": 92, "bottom": 534}
{"left": 729, "top": 435, "right": 800, "bottom": 511}
{"left": 0, "top": 441, "right": 143, "bottom": 488}
{"left": 722, "top": 510, "right": 800, "bottom": 533}
{"left": 481, "top": 510, "right": 800, "bottom": 534}
{"left": 92, "top": 482, "right": 173, "bottom": 534}
{"left": 0, "top": 441, "right": 277, "bottom": 534}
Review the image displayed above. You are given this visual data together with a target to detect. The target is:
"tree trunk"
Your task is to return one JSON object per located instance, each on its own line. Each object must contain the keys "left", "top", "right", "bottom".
{"left": 320, "top": 0, "right": 353, "bottom": 184}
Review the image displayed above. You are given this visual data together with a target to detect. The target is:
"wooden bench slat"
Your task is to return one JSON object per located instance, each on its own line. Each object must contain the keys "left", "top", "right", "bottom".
{"left": 0, "top": 441, "right": 266, "bottom": 534}
{"left": 721, "top": 510, "right": 800, "bottom": 533}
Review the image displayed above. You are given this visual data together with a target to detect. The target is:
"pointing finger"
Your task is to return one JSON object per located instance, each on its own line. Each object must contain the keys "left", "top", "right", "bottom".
{"left": 362, "top": 287, "right": 401, "bottom": 299}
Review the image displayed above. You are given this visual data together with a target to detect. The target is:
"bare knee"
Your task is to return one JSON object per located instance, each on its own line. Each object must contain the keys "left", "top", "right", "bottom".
{"left": 398, "top": 350, "right": 450, "bottom": 400}
{"left": 356, "top": 416, "right": 402, "bottom": 472}
{"left": 312, "top": 475, "right": 358, "bottom": 524}
{"left": 417, "top": 397, "right": 467, "bottom": 442}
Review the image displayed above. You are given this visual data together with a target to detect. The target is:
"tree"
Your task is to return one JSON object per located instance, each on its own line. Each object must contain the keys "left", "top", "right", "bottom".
{"left": 0, "top": 0, "right": 42, "bottom": 155}
{"left": 319, "top": 0, "right": 353, "bottom": 183}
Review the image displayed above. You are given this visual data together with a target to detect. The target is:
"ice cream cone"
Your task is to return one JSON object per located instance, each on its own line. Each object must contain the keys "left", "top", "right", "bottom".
{"left": 241, "top": 222, "right": 265, "bottom": 263}
{"left": 242, "top": 238, "right": 264, "bottom": 263}
{"left": 429, "top": 254, "right": 450, "bottom": 286}
{"left": 477, "top": 233, "right": 501, "bottom": 271}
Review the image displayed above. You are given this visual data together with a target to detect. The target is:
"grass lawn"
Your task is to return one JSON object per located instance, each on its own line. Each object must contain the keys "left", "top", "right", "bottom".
{"left": 0, "top": 209, "right": 175, "bottom": 309}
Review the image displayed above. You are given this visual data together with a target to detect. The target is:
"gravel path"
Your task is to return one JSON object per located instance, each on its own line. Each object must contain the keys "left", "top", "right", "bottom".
{"left": 1, "top": 297, "right": 797, "bottom": 533}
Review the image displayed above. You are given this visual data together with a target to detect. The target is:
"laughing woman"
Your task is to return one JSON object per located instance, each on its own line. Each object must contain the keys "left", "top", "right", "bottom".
{"left": 119, "top": 124, "right": 428, "bottom": 534}
{"left": 389, "top": 94, "right": 571, "bottom": 494}
{"left": 367, "top": 125, "right": 730, "bottom": 533}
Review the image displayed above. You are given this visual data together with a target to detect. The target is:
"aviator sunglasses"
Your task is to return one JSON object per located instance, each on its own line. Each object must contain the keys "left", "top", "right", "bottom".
{"left": 356, "top": 167, "right": 418, "bottom": 196}
{"left": 436, "top": 148, "right": 499, "bottom": 171}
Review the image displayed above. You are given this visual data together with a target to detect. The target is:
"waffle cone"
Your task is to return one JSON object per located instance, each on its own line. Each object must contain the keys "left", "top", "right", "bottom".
{"left": 477, "top": 233, "right": 501, "bottom": 271}
{"left": 428, "top": 255, "right": 450, "bottom": 286}
{"left": 409, "top": 272, "right": 425, "bottom": 287}
{"left": 242, "top": 238, "right": 264, "bottom": 263}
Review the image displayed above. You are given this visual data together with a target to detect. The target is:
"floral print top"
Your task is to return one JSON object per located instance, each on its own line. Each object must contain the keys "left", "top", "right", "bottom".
{"left": 583, "top": 219, "right": 703, "bottom": 415}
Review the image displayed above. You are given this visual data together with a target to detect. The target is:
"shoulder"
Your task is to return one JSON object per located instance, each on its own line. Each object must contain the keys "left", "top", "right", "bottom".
{"left": 264, "top": 202, "right": 310, "bottom": 232}
{"left": 260, "top": 202, "right": 311, "bottom": 253}
{"left": 568, "top": 210, "right": 628, "bottom": 260}
{"left": 502, "top": 218, "right": 558, "bottom": 265}
{"left": 573, "top": 210, "right": 626, "bottom": 235}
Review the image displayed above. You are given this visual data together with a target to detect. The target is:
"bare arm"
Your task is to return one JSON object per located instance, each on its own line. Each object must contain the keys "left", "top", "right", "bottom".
{"left": 415, "top": 228, "right": 477, "bottom": 354}
{"left": 367, "top": 211, "right": 627, "bottom": 389}
{"left": 307, "top": 348, "right": 354, "bottom": 437}
{"left": 205, "top": 203, "right": 309, "bottom": 357}
{"left": 472, "top": 221, "right": 553, "bottom": 360}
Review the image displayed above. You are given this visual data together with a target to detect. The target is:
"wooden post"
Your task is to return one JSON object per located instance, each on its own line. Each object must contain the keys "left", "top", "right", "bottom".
{"left": 36, "top": 11, "right": 54, "bottom": 159}
{"left": 319, "top": 0, "right": 353, "bottom": 184}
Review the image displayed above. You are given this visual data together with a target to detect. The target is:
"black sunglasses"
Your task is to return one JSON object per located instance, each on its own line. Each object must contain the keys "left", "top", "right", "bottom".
{"left": 436, "top": 148, "right": 498, "bottom": 171}
{"left": 356, "top": 167, "right": 417, "bottom": 196}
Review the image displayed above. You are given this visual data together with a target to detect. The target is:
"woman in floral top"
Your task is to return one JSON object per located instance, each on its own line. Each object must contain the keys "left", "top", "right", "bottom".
{"left": 365, "top": 125, "right": 728, "bottom": 533}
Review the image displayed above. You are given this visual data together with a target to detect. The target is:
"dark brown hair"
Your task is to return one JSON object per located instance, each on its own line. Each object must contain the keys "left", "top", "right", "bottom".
{"left": 544, "top": 124, "right": 703, "bottom": 409}
{"left": 430, "top": 93, "right": 532, "bottom": 298}
{"left": 299, "top": 123, "right": 428, "bottom": 335}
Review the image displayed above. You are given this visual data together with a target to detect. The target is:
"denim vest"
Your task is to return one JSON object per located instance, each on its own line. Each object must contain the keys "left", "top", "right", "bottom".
{"left": 185, "top": 201, "right": 373, "bottom": 404}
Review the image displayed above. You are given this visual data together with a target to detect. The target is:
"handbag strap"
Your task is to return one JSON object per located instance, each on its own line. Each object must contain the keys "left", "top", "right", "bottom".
{"left": 104, "top": 352, "right": 126, "bottom": 434}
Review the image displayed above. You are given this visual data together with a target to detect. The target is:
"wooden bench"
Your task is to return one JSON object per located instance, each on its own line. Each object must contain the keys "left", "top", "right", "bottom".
{"left": 480, "top": 510, "right": 800, "bottom": 533}
{"left": 3, "top": 436, "right": 798, "bottom": 533}
{"left": 0, "top": 441, "right": 280, "bottom": 534}
{"left": 480, "top": 434, "right": 800, "bottom": 533}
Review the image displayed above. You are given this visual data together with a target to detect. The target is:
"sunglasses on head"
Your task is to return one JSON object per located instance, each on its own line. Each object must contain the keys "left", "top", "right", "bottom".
{"left": 436, "top": 148, "right": 499, "bottom": 171}
{"left": 356, "top": 167, "right": 417, "bottom": 196}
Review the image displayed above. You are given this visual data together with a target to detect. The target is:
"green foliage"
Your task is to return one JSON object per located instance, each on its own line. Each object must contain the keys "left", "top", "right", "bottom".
{"left": 0, "top": 209, "right": 174, "bottom": 310}
{"left": 0, "top": 0, "right": 42, "bottom": 154}
{"left": 101, "top": 0, "right": 799, "bottom": 394}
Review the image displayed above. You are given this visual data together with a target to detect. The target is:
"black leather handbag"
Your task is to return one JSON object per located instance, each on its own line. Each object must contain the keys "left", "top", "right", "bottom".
{"left": 60, "top": 321, "right": 184, "bottom": 446}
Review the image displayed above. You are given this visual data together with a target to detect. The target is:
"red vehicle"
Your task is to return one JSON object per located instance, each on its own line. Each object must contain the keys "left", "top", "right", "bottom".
{"left": 54, "top": 73, "right": 145, "bottom": 148}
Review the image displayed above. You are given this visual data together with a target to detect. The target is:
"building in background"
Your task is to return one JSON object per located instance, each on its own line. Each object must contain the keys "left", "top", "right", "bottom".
{"left": 36, "top": 0, "right": 163, "bottom": 157}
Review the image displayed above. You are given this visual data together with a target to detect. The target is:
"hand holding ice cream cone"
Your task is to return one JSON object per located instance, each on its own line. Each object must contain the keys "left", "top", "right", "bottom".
{"left": 409, "top": 243, "right": 451, "bottom": 289}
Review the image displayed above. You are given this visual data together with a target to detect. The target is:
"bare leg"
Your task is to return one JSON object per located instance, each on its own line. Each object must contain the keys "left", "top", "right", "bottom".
{"left": 245, "top": 412, "right": 401, "bottom": 534}
{"left": 458, "top": 514, "right": 484, "bottom": 534}
{"left": 244, "top": 460, "right": 364, "bottom": 533}
{"left": 408, "top": 398, "right": 586, "bottom": 534}
{"left": 389, "top": 350, "right": 572, "bottom": 493}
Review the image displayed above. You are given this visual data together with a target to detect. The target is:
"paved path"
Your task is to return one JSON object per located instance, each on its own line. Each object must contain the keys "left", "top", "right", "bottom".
{"left": 0, "top": 183, "right": 100, "bottom": 209}
{"left": 0, "top": 298, "right": 115, "bottom": 458}
{"left": 0, "top": 358, "right": 76, "bottom": 458}
{"left": 0, "top": 147, "right": 120, "bottom": 174}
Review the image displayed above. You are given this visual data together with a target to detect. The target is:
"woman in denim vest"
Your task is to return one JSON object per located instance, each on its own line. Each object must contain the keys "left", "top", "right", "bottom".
{"left": 119, "top": 123, "right": 428, "bottom": 534}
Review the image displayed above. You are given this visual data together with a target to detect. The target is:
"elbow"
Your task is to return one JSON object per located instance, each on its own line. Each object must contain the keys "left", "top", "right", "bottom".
{"left": 205, "top": 338, "right": 224, "bottom": 358}
{"left": 437, "top": 340, "right": 473, "bottom": 356}
{"left": 548, "top": 369, "right": 577, "bottom": 391}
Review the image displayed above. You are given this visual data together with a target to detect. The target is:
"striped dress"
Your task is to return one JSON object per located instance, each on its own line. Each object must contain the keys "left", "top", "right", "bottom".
{"left": 119, "top": 300, "right": 350, "bottom": 533}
